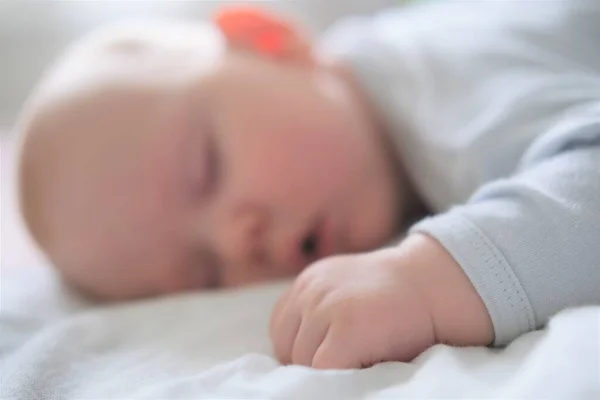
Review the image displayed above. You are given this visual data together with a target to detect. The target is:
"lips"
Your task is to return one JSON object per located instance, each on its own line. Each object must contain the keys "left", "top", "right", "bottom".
{"left": 299, "top": 214, "right": 334, "bottom": 265}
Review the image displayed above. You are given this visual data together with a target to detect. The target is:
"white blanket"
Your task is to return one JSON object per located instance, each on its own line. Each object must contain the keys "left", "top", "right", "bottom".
{"left": 1, "top": 265, "right": 599, "bottom": 399}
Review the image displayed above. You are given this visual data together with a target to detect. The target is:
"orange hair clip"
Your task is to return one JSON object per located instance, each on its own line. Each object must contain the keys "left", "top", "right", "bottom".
{"left": 214, "top": 7, "right": 293, "bottom": 58}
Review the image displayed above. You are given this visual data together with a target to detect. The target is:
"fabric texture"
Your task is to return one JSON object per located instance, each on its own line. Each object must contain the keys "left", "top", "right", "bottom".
{"left": 321, "top": 0, "right": 600, "bottom": 346}
{"left": 1, "top": 266, "right": 599, "bottom": 399}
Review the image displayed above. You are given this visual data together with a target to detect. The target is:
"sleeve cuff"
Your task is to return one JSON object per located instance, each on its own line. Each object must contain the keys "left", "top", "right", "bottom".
{"left": 410, "top": 212, "right": 537, "bottom": 346}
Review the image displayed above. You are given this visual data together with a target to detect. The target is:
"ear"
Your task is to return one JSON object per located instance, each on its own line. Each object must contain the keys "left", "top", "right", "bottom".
{"left": 214, "top": 6, "right": 312, "bottom": 64}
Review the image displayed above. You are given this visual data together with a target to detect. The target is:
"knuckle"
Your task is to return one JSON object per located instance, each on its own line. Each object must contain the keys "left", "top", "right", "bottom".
{"left": 298, "top": 285, "right": 328, "bottom": 313}
{"left": 294, "top": 267, "right": 317, "bottom": 291}
{"left": 321, "top": 293, "right": 358, "bottom": 325}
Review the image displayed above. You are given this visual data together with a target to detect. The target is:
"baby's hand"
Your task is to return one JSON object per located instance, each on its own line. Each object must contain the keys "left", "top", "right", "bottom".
{"left": 269, "top": 246, "right": 436, "bottom": 369}
{"left": 270, "top": 234, "right": 494, "bottom": 369}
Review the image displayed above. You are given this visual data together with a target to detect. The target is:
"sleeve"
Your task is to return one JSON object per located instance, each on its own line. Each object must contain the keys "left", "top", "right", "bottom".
{"left": 410, "top": 105, "right": 600, "bottom": 346}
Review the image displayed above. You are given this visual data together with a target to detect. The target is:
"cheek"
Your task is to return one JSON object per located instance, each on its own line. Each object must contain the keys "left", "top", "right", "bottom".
{"left": 232, "top": 118, "right": 364, "bottom": 207}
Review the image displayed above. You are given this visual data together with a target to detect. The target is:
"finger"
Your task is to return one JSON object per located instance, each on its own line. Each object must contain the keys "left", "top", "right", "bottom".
{"left": 291, "top": 313, "right": 330, "bottom": 367}
{"left": 311, "top": 324, "right": 361, "bottom": 370}
{"left": 269, "top": 287, "right": 293, "bottom": 338}
{"left": 270, "top": 291, "right": 302, "bottom": 365}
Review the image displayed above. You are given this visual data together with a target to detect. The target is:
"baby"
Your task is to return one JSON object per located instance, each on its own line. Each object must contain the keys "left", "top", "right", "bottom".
{"left": 17, "top": 0, "right": 600, "bottom": 369}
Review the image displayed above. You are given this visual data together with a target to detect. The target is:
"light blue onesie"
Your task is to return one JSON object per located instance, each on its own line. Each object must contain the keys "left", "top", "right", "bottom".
{"left": 321, "top": 0, "right": 600, "bottom": 345}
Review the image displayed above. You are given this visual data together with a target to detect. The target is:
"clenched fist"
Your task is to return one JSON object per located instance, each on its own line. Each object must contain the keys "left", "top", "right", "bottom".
{"left": 269, "top": 246, "right": 436, "bottom": 369}
{"left": 269, "top": 234, "right": 494, "bottom": 369}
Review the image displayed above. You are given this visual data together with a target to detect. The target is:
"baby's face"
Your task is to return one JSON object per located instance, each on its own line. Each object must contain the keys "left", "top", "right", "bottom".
{"left": 21, "top": 23, "right": 403, "bottom": 298}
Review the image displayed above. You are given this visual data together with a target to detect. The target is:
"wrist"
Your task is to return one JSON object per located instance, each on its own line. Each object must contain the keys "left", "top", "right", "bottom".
{"left": 396, "top": 234, "right": 495, "bottom": 346}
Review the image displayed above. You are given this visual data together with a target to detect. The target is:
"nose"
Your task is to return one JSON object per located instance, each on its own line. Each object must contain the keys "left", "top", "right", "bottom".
{"left": 219, "top": 204, "right": 269, "bottom": 267}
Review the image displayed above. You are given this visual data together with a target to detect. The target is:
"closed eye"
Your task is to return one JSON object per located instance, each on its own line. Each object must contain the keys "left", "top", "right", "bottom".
{"left": 187, "top": 122, "right": 221, "bottom": 201}
{"left": 199, "top": 133, "right": 220, "bottom": 198}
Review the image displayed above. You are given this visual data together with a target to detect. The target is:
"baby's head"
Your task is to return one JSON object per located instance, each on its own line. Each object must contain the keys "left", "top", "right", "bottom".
{"left": 18, "top": 8, "right": 405, "bottom": 299}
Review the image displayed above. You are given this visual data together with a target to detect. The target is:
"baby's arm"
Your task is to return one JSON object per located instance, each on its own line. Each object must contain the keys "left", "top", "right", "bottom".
{"left": 270, "top": 107, "right": 600, "bottom": 369}
{"left": 270, "top": 235, "right": 493, "bottom": 369}
{"left": 412, "top": 106, "right": 600, "bottom": 346}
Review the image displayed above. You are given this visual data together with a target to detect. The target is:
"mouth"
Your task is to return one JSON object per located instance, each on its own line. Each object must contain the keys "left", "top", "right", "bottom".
{"left": 300, "top": 215, "right": 334, "bottom": 264}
